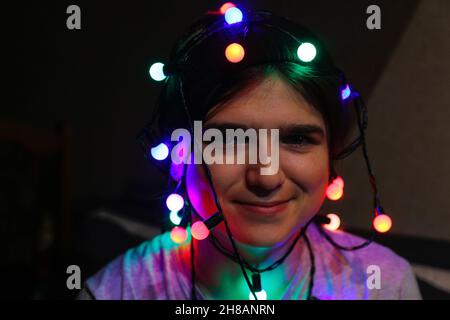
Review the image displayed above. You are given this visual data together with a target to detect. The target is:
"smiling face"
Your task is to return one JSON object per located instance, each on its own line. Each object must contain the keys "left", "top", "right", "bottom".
{"left": 186, "top": 74, "right": 330, "bottom": 247}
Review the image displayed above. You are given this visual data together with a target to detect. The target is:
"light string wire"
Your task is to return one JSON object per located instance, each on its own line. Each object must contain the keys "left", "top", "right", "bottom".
{"left": 316, "top": 92, "right": 378, "bottom": 251}
{"left": 178, "top": 75, "right": 257, "bottom": 300}
{"left": 186, "top": 191, "right": 317, "bottom": 300}
{"left": 160, "top": 9, "right": 386, "bottom": 299}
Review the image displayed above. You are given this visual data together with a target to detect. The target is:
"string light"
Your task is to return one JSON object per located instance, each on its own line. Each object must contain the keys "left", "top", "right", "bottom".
{"left": 341, "top": 84, "right": 352, "bottom": 100}
{"left": 326, "top": 176, "right": 344, "bottom": 201}
{"left": 143, "top": 8, "right": 392, "bottom": 301}
{"left": 323, "top": 213, "right": 341, "bottom": 231}
{"left": 170, "top": 226, "right": 188, "bottom": 244}
{"left": 169, "top": 210, "right": 182, "bottom": 225}
{"left": 150, "top": 142, "right": 169, "bottom": 160}
{"left": 326, "top": 183, "right": 343, "bottom": 201}
{"left": 219, "top": 2, "right": 235, "bottom": 15}
{"left": 249, "top": 289, "right": 267, "bottom": 300}
{"left": 334, "top": 176, "right": 344, "bottom": 189}
{"left": 225, "top": 43, "right": 245, "bottom": 63}
{"left": 166, "top": 193, "right": 184, "bottom": 212}
{"left": 191, "top": 221, "right": 210, "bottom": 240}
{"left": 149, "top": 62, "right": 166, "bottom": 81}
{"left": 373, "top": 214, "right": 392, "bottom": 233}
{"left": 224, "top": 7, "right": 243, "bottom": 24}
{"left": 297, "top": 42, "right": 316, "bottom": 62}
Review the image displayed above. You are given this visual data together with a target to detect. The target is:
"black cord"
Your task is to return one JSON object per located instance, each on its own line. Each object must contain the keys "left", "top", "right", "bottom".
{"left": 178, "top": 75, "right": 257, "bottom": 300}
{"left": 316, "top": 93, "right": 378, "bottom": 251}
{"left": 190, "top": 208, "right": 197, "bottom": 300}
{"left": 203, "top": 215, "right": 316, "bottom": 300}
{"left": 169, "top": 12, "right": 384, "bottom": 298}
{"left": 208, "top": 218, "right": 313, "bottom": 273}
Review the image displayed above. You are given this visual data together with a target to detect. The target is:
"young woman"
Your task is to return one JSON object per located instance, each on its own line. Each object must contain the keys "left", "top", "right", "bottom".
{"left": 78, "top": 7, "right": 421, "bottom": 300}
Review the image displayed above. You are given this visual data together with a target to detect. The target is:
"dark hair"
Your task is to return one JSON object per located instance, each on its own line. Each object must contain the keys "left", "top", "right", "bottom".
{"left": 145, "top": 11, "right": 358, "bottom": 177}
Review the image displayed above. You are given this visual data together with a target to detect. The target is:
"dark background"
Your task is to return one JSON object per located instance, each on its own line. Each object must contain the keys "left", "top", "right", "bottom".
{"left": 2, "top": 0, "right": 449, "bottom": 299}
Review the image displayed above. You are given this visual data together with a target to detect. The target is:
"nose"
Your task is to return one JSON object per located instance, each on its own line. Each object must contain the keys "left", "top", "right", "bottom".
{"left": 245, "top": 161, "right": 286, "bottom": 196}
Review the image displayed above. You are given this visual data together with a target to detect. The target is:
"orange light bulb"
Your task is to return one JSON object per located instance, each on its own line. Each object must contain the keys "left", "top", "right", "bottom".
{"left": 326, "top": 183, "right": 343, "bottom": 200}
{"left": 373, "top": 214, "right": 392, "bottom": 233}
{"left": 225, "top": 43, "right": 245, "bottom": 63}
{"left": 170, "top": 226, "right": 188, "bottom": 244}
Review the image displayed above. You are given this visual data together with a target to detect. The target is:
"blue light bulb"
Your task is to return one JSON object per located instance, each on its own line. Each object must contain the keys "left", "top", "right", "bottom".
{"left": 224, "top": 7, "right": 243, "bottom": 24}
{"left": 341, "top": 84, "right": 351, "bottom": 100}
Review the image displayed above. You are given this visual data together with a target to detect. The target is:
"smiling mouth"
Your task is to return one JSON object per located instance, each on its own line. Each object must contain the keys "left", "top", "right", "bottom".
{"left": 234, "top": 200, "right": 291, "bottom": 215}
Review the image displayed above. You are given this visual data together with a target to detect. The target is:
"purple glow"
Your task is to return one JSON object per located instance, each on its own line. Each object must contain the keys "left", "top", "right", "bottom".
{"left": 170, "top": 162, "right": 184, "bottom": 182}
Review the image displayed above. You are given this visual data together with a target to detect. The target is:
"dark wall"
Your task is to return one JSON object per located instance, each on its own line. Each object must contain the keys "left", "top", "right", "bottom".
{"left": 11, "top": 0, "right": 450, "bottom": 242}
{"left": 4, "top": 0, "right": 418, "bottom": 200}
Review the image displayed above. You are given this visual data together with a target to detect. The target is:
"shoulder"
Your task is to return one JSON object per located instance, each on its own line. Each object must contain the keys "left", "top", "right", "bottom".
{"left": 84, "top": 232, "right": 189, "bottom": 299}
{"left": 307, "top": 223, "right": 421, "bottom": 299}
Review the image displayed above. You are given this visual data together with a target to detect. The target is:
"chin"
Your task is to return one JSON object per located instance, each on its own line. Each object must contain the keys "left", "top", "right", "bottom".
{"left": 216, "top": 223, "right": 292, "bottom": 248}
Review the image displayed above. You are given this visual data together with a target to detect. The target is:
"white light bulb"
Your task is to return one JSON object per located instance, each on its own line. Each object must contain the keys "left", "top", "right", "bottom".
{"left": 249, "top": 289, "right": 267, "bottom": 300}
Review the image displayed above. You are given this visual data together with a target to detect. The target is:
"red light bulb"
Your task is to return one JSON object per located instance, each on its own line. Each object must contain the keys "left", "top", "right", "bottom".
{"left": 333, "top": 176, "right": 344, "bottom": 189}
{"left": 191, "top": 221, "right": 210, "bottom": 240}
{"left": 219, "top": 2, "right": 236, "bottom": 15}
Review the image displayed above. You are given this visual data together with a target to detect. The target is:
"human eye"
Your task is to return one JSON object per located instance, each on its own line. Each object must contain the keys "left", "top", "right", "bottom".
{"left": 280, "top": 134, "right": 316, "bottom": 149}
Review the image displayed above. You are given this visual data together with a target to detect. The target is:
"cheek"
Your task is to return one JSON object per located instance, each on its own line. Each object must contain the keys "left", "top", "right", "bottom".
{"left": 282, "top": 148, "right": 330, "bottom": 196}
{"left": 186, "top": 163, "right": 243, "bottom": 219}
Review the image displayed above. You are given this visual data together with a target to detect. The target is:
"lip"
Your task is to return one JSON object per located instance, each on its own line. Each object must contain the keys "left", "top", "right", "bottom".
{"left": 234, "top": 200, "right": 291, "bottom": 215}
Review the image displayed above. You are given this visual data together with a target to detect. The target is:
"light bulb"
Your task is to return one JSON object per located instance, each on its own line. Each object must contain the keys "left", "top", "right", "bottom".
{"left": 169, "top": 210, "right": 182, "bottom": 226}
{"left": 149, "top": 62, "right": 166, "bottom": 81}
{"left": 166, "top": 193, "right": 184, "bottom": 212}
{"left": 341, "top": 84, "right": 351, "bottom": 100}
{"left": 297, "top": 42, "right": 317, "bottom": 62}
{"left": 225, "top": 43, "right": 245, "bottom": 63}
{"left": 170, "top": 226, "right": 187, "bottom": 244}
{"left": 249, "top": 290, "right": 267, "bottom": 300}
{"left": 191, "top": 221, "right": 210, "bottom": 240}
{"left": 326, "top": 183, "right": 343, "bottom": 201}
{"left": 373, "top": 214, "right": 392, "bottom": 233}
{"left": 150, "top": 143, "right": 169, "bottom": 161}
{"left": 219, "top": 2, "right": 236, "bottom": 15}
{"left": 323, "top": 213, "right": 341, "bottom": 231}
{"left": 224, "top": 7, "right": 243, "bottom": 24}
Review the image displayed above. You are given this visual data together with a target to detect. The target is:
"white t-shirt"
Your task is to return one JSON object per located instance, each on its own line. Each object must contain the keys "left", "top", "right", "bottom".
{"left": 80, "top": 223, "right": 422, "bottom": 300}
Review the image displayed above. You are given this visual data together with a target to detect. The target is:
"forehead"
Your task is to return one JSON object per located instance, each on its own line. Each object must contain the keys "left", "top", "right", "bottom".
{"left": 205, "top": 75, "right": 326, "bottom": 130}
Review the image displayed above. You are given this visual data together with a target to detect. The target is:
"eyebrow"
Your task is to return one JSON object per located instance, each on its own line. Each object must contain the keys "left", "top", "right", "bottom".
{"left": 203, "top": 122, "right": 326, "bottom": 138}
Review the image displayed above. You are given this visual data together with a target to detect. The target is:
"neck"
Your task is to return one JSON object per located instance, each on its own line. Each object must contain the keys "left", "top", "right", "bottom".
{"left": 191, "top": 228, "right": 306, "bottom": 299}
